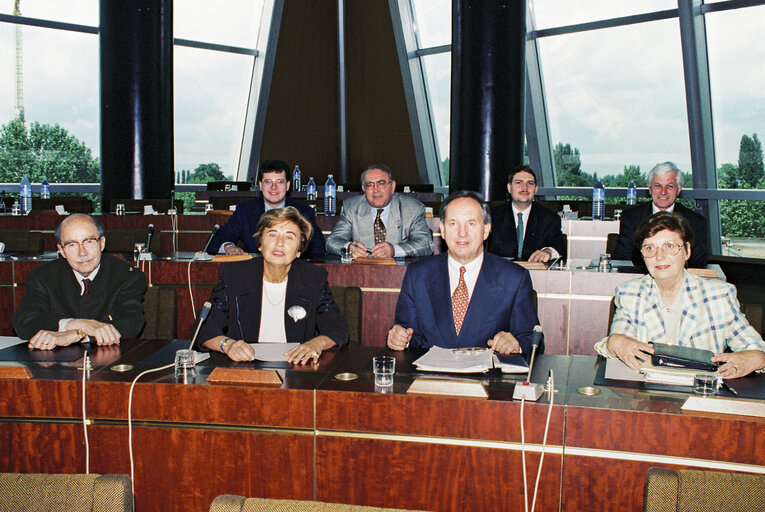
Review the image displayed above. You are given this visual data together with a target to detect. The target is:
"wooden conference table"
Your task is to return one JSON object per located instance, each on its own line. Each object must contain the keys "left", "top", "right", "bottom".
{"left": 0, "top": 340, "right": 762, "bottom": 512}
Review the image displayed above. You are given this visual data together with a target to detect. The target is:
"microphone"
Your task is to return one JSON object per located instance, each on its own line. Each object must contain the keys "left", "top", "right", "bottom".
{"left": 145, "top": 224, "right": 154, "bottom": 253}
{"left": 513, "top": 325, "right": 545, "bottom": 401}
{"left": 194, "top": 225, "right": 220, "bottom": 261}
{"left": 187, "top": 301, "right": 212, "bottom": 350}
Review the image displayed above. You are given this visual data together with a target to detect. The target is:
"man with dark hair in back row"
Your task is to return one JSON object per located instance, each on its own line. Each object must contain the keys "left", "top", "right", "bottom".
{"left": 208, "top": 159, "right": 325, "bottom": 256}
{"left": 488, "top": 165, "right": 566, "bottom": 262}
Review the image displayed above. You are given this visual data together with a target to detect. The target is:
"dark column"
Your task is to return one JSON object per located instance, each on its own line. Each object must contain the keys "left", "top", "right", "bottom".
{"left": 449, "top": 0, "right": 526, "bottom": 201}
{"left": 100, "top": 0, "right": 173, "bottom": 212}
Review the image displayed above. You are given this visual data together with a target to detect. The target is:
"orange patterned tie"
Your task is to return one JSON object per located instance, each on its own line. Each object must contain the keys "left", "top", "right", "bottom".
{"left": 452, "top": 266, "right": 469, "bottom": 335}
{"left": 374, "top": 209, "right": 386, "bottom": 245}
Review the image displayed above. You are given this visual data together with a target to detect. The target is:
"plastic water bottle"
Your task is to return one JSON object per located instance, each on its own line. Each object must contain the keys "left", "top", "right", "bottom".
{"left": 20, "top": 175, "right": 32, "bottom": 215}
{"left": 592, "top": 178, "right": 605, "bottom": 221}
{"left": 292, "top": 165, "right": 302, "bottom": 193}
{"left": 626, "top": 180, "right": 636, "bottom": 205}
{"left": 41, "top": 177, "right": 51, "bottom": 199}
{"left": 324, "top": 174, "right": 336, "bottom": 216}
{"left": 306, "top": 177, "right": 317, "bottom": 200}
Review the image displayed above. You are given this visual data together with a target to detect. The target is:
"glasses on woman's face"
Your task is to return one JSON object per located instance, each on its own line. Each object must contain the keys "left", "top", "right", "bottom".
{"left": 640, "top": 240, "right": 684, "bottom": 258}
{"left": 61, "top": 237, "right": 100, "bottom": 253}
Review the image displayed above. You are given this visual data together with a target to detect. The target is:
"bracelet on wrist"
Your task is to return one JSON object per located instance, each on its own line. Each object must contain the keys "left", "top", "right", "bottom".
{"left": 220, "top": 338, "right": 232, "bottom": 353}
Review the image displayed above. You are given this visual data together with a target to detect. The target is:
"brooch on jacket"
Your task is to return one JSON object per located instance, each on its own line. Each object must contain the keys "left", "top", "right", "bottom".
{"left": 287, "top": 305, "right": 307, "bottom": 323}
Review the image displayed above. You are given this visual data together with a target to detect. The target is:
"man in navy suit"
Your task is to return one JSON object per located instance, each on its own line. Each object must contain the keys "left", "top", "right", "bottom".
{"left": 488, "top": 165, "right": 566, "bottom": 262}
{"left": 207, "top": 160, "right": 325, "bottom": 256}
{"left": 612, "top": 161, "right": 708, "bottom": 269}
{"left": 387, "top": 191, "right": 541, "bottom": 354}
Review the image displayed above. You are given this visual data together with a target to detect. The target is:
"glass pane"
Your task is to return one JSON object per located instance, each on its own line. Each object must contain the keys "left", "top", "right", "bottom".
{"left": 720, "top": 200, "right": 765, "bottom": 258}
{"left": 174, "top": 0, "right": 264, "bottom": 48}
{"left": 538, "top": 19, "right": 691, "bottom": 186}
{"left": 411, "top": 0, "right": 451, "bottom": 48}
{"left": 421, "top": 53, "right": 451, "bottom": 183}
{"left": 0, "top": 0, "right": 98, "bottom": 27}
{"left": 531, "top": 0, "right": 677, "bottom": 31}
{"left": 706, "top": 6, "right": 765, "bottom": 184}
{"left": 174, "top": 46, "right": 253, "bottom": 183}
{"left": 0, "top": 24, "right": 99, "bottom": 185}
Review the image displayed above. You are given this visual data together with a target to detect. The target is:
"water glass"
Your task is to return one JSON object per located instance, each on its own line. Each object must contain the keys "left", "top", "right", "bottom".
{"left": 341, "top": 246, "right": 353, "bottom": 264}
{"left": 598, "top": 253, "right": 612, "bottom": 272}
{"left": 373, "top": 355, "right": 395, "bottom": 387}
{"left": 116, "top": 203, "right": 125, "bottom": 215}
{"left": 175, "top": 349, "right": 196, "bottom": 382}
{"left": 133, "top": 242, "right": 145, "bottom": 262}
{"left": 693, "top": 374, "right": 716, "bottom": 397}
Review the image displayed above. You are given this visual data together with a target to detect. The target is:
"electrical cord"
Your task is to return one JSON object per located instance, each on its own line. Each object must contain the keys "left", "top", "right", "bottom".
{"left": 81, "top": 352, "right": 90, "bottom": 474}
{"left": 520, "top": 370, "right": 555, "bottom": 512}
{"left": 128, "top": 363, "right": 174, "bottom": 497}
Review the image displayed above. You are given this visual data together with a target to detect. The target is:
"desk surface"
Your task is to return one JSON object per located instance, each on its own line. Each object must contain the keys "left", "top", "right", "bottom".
{"left": 0, "top": 340, "right": 762, "bottom": 511}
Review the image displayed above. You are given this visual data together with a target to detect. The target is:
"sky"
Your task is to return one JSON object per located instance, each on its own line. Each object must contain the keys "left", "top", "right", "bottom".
{"left": 412, "top": 0, "right": 765, "bottom": 178}
{"left": 1, "top": 1, "right": 764, "bottom": 181}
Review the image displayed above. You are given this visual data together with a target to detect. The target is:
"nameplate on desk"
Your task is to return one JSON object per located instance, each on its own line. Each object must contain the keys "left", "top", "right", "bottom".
{"left": 353, "top": 257, "right": 397, "bottom": 266}
{"left": 407, "top": 378, "right": 488, "bottom": 399}
{"left": 0, "top": 366, "right": 32, "bottom": 380}
{"left": 212, "top": 254, "right": 254, "bottom": 262}
{"left": 207, "top": 368, "right": 283, "bottom": 387}
{"left": 682, "top": 395, "right": 765, "bottom": 418}
{"left": 514, "top": 261, "right": 548, "bottom": 271}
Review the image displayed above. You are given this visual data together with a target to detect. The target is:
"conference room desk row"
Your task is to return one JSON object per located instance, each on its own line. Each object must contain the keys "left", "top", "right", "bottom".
{"left": 0, "top": 254, "right": 692, "bottom": 355}
{"left": 0, "top": 340, "right": 761, "bottom": 512}
{"left": 1, "top": 212, "right": 619, "bottom": 260}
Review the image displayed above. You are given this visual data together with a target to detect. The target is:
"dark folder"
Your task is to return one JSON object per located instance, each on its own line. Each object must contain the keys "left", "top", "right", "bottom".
{"left": 651, "top": 342, "right": 718, "bottom": 372}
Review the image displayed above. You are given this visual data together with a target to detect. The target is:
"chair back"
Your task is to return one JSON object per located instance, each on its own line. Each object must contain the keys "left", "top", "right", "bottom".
{"left": 330, "top": 286, "right": 362, "bottom": 345}
{"left": 141, "top": 286, "right": 177, "bottom": 339}
{"left": 0, "top": 230, "right": 44, "bottom": 253}
{"left": 0, "top": 473, "right": 133, "bottom": 512}
{"left": 104, "top": 230, "right": 163, "bottom": 255}
{"left": 606, "top": 233, "right": 619, "bottom": 255}
{"left": 210, "top": 495, "right": 425, "bottom": 512}
{"left": 644, "top": 467, "right": 765, "bottom": 512}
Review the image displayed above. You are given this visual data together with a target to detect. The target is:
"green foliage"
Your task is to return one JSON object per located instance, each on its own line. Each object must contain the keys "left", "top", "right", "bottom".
{"left": 602, "top": 165, "right": 646, "bottom": 187}
{"left": 186, "top": 163, "right": 231, "bottom": 184}
{"left": 0, "top": 120, "right": 99, "bottom": 183}
{"left": 737, "top": 133, "right": 764, "bottom": 188}
{"left": 554, "top": 142, "right": 595, "bottom": 186}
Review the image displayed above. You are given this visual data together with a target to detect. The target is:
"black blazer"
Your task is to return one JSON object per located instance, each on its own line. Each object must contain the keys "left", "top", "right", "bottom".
{"left": 612, "top": 202, "right": 709, "bottom": 269}
{"left": 207, "top": 197, "right": 325, "bottom": 256}
{"left": 195, "top": 258, "right": 349, "bottom": 348}
{"left": 12, "top": 255, "right": 147, "bottom": 340}
{"left": 488, "top": 202, "right": 567, "bottom": 260}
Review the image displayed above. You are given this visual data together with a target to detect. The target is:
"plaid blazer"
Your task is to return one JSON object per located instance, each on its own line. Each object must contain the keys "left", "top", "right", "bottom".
{"left": 595, "top": 271, "right": 764, "bottom": 357}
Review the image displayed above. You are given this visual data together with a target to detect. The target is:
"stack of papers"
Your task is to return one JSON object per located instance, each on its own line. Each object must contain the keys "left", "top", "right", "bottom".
{"left": 412, "top": 346, "right": 493, "bottom": 373}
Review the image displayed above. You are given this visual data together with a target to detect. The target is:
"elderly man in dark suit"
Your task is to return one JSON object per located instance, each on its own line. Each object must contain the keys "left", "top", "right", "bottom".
{"left": 207, "top": 159, "right": 325, "bottom": 256}
{"left": 612, "top": 161, "right": 709, "bottom": 268}
{"left": 488, "top": 165, "right": 566, "bottom": 262}
{"left": 387, "top": 191, "right": 541, "bottom": 354}
{"left": 13, "top": 214, "right": 147, "bottom": 349}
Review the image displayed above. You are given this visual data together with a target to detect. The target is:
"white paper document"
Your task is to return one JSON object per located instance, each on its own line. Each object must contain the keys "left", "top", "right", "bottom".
{"left": 247, "top": 342, "right": 300, "bottom": 362}
{"left": 0, "top": 336, "right": 27, "bottom": 351}
{"left": 413, "top": 346, "right": 493, "bottom": 373}
{"left": 605, "top": 357, "right": 645, "bottom": 382}
{"left": 682, "top": 396, "right": 765, "bottom": 418}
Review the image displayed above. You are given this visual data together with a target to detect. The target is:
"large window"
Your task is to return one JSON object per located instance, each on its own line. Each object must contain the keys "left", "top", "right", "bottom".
{"left": 396, "top": 0, "right": 765, "bottom": 258}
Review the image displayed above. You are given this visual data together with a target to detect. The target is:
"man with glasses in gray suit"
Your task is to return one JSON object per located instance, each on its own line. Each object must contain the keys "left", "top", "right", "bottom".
{"left": 326, "top": 164, "right": 433, "bottom": 258}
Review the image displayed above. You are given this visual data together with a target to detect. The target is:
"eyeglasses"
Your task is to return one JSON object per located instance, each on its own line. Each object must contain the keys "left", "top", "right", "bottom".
{"left": 640, "top": 241, "right": 684, "bottom": 258}
{"left": 61, "top": 237, "right": 100, "bottom": 253}
{"left": 261, "top": 179, "right": 287, "bottom": 187}
{"left": 363, "top": 180, "right": 391, "bottom": 189}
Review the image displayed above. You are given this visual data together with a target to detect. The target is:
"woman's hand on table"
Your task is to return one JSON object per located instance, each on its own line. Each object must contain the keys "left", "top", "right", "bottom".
{"left": 607, "top": 334, "right": 654, "bottom": 371}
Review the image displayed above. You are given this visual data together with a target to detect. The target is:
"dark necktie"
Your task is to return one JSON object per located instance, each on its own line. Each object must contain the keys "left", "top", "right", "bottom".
{"left": 452, "top": 266, "right": 469, "bottom": 335}
{"left": 82, "top": 278, "right": 91, "bottom": 296}
{"left": 516, "top": 212, "right": 524, "bottom": 259}
{"left": 374, "top": 209, "right": 386, "bottom": 245}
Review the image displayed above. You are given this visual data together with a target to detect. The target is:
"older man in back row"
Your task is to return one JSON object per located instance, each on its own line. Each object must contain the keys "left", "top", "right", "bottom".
{"left": 326, "top": 164, "right": 433, "bottom": 258}
{"left": 13, "top": 214, "right": 147, "bottom": 349}
{"left": 387, "top": 191, "right": 541, "bottom": 354}
{"left": 613, "top": 161, "right": 709, "bottom": 269}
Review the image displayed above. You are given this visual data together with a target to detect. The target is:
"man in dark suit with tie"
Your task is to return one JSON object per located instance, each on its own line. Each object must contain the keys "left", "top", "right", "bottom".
{"left": 488, "top": 165, "right": 566, "bottom": 262}
{"left": 207, "top": 159, "right": 325, "bottom": 256}
{"left": 13, "top": 214, "right": 147, "bottom": 349}
{"left": 612, "top": 161, "right": 709, "bottom": 268}
{"left": 387, "top": 191, "right": 541, "bottom": 354}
